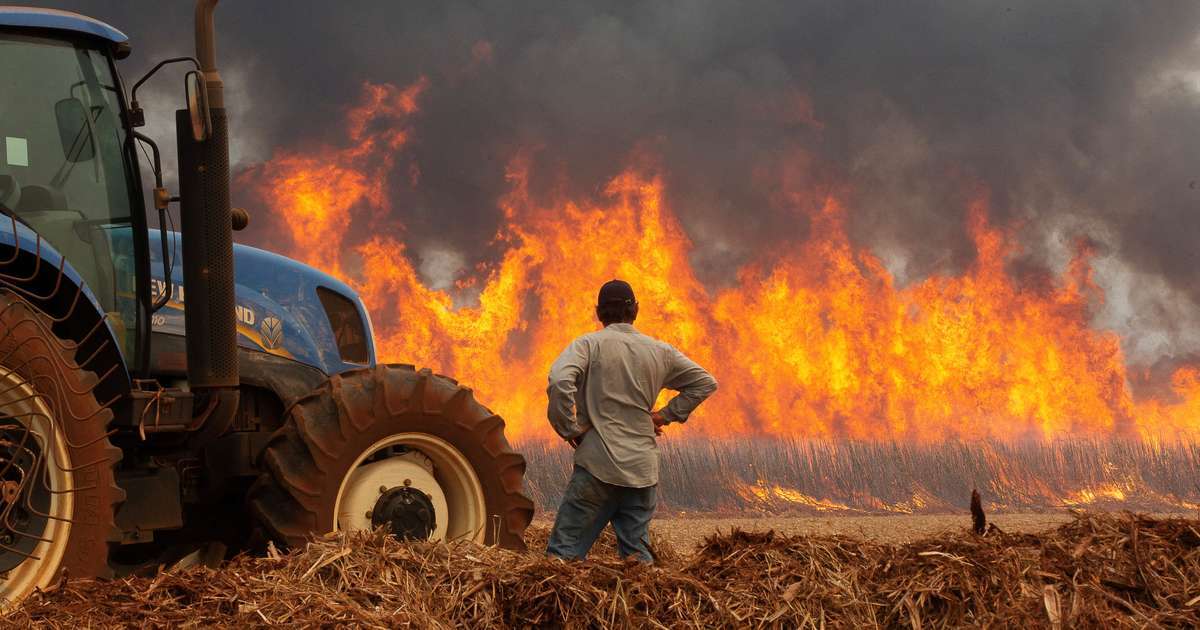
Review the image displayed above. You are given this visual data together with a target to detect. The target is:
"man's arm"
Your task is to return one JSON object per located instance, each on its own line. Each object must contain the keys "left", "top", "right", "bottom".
{"left": 659, "top": 346, "right": 718, "bottom": 424}
{"left": 546, "top": 338, "right": 590, "bottom": 442}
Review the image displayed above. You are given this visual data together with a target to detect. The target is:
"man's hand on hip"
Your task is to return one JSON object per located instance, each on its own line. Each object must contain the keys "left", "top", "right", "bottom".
{"left": 651, "top": 410, "right": 669, "bottom": 436}
{"left": 567, "top": 426, "right": 590, "bottom": 449}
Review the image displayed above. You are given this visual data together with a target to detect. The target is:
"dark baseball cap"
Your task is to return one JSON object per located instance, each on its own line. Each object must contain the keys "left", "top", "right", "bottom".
{"left": 597, "top": 279, "right": 636, "bottom": 305}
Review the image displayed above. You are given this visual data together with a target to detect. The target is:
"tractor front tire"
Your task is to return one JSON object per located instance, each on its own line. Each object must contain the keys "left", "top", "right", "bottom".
{"left": 248, "top": 365, "right": 533, "bottom": 550}
{"left": 0, "top": 293, "right": 122, "bottom": 606}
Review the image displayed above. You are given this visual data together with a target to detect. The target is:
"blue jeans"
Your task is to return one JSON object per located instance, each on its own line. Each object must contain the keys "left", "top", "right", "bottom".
{"left": 547, "top": 466, "right": 657, "bottom": 563}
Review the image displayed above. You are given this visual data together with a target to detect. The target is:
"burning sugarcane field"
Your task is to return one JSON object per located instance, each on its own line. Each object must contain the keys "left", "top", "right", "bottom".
{"left": 4, "top": 0, "right": 1200, "bottom": 628}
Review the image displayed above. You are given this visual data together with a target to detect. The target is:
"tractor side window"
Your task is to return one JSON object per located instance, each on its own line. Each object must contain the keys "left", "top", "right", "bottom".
{"left": 317, "top": 287, "right": 369, "bottom": 364}
{"left": 0, "top": 32, "right": 138, "bottom": 359}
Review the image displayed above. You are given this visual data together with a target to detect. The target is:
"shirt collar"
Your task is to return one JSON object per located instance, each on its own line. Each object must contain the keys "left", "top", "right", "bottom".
{"left": 605, "top": 323, "right": 637, "bottom": 332}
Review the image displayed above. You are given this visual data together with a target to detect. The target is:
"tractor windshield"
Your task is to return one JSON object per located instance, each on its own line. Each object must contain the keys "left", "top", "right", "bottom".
{"left": 0, "top": 32, "right": 138, "bottom": 358}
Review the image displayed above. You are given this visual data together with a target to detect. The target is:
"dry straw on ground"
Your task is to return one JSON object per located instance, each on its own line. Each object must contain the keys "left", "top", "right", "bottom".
{"left": 6, "top": 511, "right": 1200, "bottom": 628}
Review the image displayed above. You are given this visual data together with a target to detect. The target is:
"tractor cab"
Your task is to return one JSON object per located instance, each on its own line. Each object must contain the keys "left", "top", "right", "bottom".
{"left": 0, "top": 12, "right": 144, "bottom": 363}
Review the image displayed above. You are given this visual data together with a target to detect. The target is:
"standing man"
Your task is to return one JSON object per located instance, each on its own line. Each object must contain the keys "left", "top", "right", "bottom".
{"left": 546, "top": 279, "right": 717, "bottom": 563}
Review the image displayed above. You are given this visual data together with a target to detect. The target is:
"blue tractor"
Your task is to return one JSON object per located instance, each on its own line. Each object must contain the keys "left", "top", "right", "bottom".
{"left": 0, "top": 2, "right": 533, "bottom": 602}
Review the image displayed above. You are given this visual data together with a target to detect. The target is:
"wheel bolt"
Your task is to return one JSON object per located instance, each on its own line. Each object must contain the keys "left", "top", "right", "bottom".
{"left": 378, "top": 485, "right": 388, "bottom": 494}
{"left": 365, "top": 510, "right": 373, "bottom": 519}
{"left": 403, "top": 479, "right": 412, "bottom": 487}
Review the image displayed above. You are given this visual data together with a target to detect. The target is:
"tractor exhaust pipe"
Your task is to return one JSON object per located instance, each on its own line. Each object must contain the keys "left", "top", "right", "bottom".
{"left": 177, "top": 0, "right": 238, "bottom": 438}
{"left": 195, "top": 0, "right": 223, "bottom": 108}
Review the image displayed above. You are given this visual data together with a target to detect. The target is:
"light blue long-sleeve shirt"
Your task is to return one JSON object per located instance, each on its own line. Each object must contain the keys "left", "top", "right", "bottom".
{"left": 547, "top": 323, "right": 718, "bottom": 487}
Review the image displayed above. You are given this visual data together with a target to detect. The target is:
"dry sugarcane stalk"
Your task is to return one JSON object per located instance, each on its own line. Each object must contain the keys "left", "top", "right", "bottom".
{"left": 6, "top": 512, "right": 1200, "bottom": 628}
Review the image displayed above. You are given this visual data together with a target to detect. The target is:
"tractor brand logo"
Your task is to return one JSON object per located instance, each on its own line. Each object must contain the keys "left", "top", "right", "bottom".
{"left": 260, "top": 316, "right": 284, "bottom": 350}
{"left": 151, "top": 278, "right": 257, "bottom": 327}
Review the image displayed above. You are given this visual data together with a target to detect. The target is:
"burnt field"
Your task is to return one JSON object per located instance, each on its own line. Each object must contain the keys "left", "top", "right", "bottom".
{"left": 520, "top": 436, "right": 1200, "bottom": 515}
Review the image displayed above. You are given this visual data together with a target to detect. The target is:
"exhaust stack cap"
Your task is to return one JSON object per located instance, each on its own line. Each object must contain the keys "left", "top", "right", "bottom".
{"left": 194, "top": 0, "right": 223, "bottom": 108}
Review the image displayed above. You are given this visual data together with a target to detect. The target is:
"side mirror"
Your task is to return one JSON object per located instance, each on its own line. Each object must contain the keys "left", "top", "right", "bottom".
{"left": 54, "top": 98, "right": 95, "bottom": 162}
{"left": 184, "top": 70, "right": 212, "bottom": 142}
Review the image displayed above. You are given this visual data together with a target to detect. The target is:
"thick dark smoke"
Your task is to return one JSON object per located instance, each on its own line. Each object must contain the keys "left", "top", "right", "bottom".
{"left": 25, "top": 1, "right": 1200, "bottom": 364}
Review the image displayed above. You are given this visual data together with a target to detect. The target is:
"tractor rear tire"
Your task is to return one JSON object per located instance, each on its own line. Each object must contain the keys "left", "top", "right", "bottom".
{"left": 0, "top": 293, "right": 122, "bottom": 606}
{"left": 248, "top": 365, "right": 534, "bottom": 550}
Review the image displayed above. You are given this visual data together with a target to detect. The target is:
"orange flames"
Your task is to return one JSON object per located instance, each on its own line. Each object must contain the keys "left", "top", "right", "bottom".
{"left": 243, "top": 80, "right": 1200, "bottom": 443}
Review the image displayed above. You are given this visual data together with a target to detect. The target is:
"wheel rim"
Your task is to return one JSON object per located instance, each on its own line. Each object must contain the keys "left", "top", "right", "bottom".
{"left": 0, "top": 366, "right": 72, "bottom": 606}
{"left": 333, "top": 433, "right": 486, "bottom": 543}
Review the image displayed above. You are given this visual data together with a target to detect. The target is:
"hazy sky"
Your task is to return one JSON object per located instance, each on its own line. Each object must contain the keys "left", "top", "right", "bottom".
{"left": 22, "top": 1, "right": 1200, "bottom": 367}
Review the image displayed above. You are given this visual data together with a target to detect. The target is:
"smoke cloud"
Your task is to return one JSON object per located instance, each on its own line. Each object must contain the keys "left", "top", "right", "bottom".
{"left": 28, "top": 0, "right": 1200, "bottom": 365}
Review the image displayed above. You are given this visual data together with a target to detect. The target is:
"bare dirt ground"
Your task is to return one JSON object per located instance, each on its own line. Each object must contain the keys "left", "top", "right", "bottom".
{"left": 648, "top": 513, "right": 1077, "bottom": 551}
{"left": 532, "top": 511, "right": 1157, "bottom": 554}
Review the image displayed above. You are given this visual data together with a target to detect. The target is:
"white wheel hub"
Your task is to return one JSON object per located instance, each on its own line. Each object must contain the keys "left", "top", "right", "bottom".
{"left": 337, "top": 452, "right": 449, "bottom": 541}
{"left": 333, "top": 433, "right": 487, "bottom": 543}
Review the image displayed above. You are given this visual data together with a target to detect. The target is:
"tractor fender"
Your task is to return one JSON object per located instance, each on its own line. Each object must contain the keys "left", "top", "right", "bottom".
{"left": 149, "top": 331, "right": 329, "bottom": 408}
{"left": 0, "top": 218, "right": 130, "bottom": 403}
